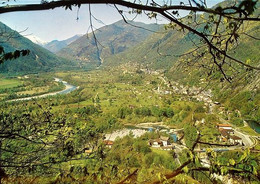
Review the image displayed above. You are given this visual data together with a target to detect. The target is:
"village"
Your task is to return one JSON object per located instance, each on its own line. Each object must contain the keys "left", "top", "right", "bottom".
{"left": 101, "top": 122, "right": 247, "bottom": 152}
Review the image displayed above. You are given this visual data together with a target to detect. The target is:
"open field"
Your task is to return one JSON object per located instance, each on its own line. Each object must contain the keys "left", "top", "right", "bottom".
{"left": 0, "top": 74, "right": 65, "bottom": 101}
{"left": 0, "top": 78, "right": 22, "bottom": 89}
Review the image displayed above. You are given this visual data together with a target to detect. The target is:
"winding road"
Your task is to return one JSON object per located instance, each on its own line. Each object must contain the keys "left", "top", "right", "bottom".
{"left": 158, "top": 74, "right": 258, "bottom": 151}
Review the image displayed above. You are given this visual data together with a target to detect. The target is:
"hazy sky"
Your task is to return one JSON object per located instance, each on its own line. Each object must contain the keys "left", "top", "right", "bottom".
{"left": 0, "top": 0, "right": 222, "bottom": 42}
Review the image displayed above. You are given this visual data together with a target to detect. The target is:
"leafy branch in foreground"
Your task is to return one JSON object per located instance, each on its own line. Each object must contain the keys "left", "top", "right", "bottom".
{"left": 151, "top": 131, "right": 259, "bottom": 183}
{"left": 0, "top": 101, "right": 104, "bottom": 183}
{"left": 0, "top": 46, "right": 30, "bottom": 64}
{"left": 0, "top": 26, "right": 30, "bottom": 64}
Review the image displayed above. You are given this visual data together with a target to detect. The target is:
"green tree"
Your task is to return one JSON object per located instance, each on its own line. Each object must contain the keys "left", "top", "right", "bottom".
{"left": 133, "top": 140, "right": 151, "bottom": 154}
{"left": 117, "top": 106, "right": 132, "bottom": 119}
{"left": 0, "top": 102, "right": 75, "bottom": 182}
{"left": 183, "top": 124, "right": 198, "bottom": 149}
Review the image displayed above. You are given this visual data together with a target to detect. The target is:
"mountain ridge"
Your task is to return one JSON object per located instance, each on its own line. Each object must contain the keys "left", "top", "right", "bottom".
{"left": 57, "top": 20, "right": 162, "bottom": 65}
{"left": 43, "top": 34, "right": 83, "bottom": 53}
{"left": 0, "top": 22, "right": 75, "bottom": 74}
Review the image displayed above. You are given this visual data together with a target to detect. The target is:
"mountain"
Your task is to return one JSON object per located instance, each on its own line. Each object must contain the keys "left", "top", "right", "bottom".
{"left": 44, "top": 34, "right": 83, "bottom": 53}
{"left": 103, "top": 26, "right": 196, "bottom": 70}
{"left": 0, "top": 22, "right": 74, "bottom": 74}
{"left": 57, "top": 20, "right": 161, "bottom": 65}
{"left": 25, "top": 35, "right": 48, "bottom": 46}
{"left": 104, "top": 1, "right": 260, "bottom": 74}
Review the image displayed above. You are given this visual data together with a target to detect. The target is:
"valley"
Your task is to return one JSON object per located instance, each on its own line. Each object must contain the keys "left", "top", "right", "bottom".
{"left": 0, "top": 0, "right": 259, "bottom": 183}
{"left": 1, "top": 67, "right": 258, "bottom": 183}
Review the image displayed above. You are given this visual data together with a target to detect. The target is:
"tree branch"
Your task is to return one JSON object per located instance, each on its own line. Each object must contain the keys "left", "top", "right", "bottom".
{"left": 0, "top": 0, "right": 259, "bottom": 73}
{"left": 0, "top": 0, "right": 259, "bottom": 22}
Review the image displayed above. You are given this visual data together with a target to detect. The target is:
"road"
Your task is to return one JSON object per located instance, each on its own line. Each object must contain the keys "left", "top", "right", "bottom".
{"left": 218, "top": 116, "right": 256, "bottom": 148}
{"left": 158, "top": 74, "right": 258, "bottom": 151}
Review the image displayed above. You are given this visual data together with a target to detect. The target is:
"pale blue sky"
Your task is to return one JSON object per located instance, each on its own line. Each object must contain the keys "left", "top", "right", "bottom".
{"left": 0, "top": 0, "right": 222, "bottom": 42}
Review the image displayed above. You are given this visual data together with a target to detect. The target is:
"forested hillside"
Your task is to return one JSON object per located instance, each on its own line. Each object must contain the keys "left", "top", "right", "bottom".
{"left": 58, "top": 20, "right": 161, "bottom": 65}
{"left": 0, "top": 22, "right": 75, "bottom": 74}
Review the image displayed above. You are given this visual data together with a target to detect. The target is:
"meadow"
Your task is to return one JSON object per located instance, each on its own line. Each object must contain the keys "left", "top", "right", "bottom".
{"left": 0, "top": 74, "right": 65, "bottom": 100}
{"left": 0, "top": 78, "right": 22, "bottom": 89}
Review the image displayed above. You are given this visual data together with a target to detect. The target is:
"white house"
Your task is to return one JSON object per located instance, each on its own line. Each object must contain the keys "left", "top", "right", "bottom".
{"left": 149, "top": 136, "right": 172, "bottom": 149}
{"left": 149, "top": 139, "right": 161, "bottom": 148}
{"left": 160, "top": 136, "right": 170, "bottom": 147}
{"left": 229, "top": 135, "right": 243, "bottom": 145}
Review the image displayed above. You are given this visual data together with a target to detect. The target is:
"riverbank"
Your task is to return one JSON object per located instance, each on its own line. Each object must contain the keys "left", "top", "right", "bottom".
{"left": 105, "top": 128, "right": 147, "bottom": 141}
{"left": 9, "top": 78, "right": 78, "bottom": 102}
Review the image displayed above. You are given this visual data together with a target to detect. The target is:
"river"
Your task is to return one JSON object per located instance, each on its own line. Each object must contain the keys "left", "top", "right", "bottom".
{"left": 247, "top": 120, "right": 260, "bottom": 134}
{"left": 9, "top": 78, "right": 77, "bottom": 102}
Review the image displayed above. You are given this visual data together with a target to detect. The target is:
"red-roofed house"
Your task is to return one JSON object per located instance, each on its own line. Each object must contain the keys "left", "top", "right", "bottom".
{"left": 216, "top": 124, "right": 232, "bottom": 130}
{"left": 104, "top": 140, "right": 114, "bottom": 148}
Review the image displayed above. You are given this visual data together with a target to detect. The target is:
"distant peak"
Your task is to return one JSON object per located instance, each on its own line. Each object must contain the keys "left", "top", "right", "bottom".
{"left": 25, "top": 34, "right": 47, "bottom": 46}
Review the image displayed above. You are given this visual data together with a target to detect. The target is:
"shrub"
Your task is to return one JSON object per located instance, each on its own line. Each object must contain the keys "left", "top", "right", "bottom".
{"left": 231, "top": 118, "right": 244, "bottom": 127}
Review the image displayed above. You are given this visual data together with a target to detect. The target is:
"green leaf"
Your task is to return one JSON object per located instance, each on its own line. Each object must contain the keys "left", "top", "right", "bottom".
{"left": 194, "top": 156, "right": 200, "bottom": 165}
{"left": 172, "top": 10, "right": 178, "bottom": 15}
{"left": 183, "top": 166, "right": 189, "bottom": 173}
{"left": 13, "top": 50, "right": 20, "bottom": 59}
{"left": 22, "top": 50, "right": 30, "bottom": 56}
{"left": 229, "top": 158, "right": 236, "bottom": 166}
{"left": 221, "top": 166, "right": 228, "bottom": 175}
{"left": 136, "top": 9, "right": 142, "bottom": 14}
{"left": 4, "top": 52, "right": 13, "bottom": 60}
{"left": 246, "top": 59, "right": 251, "bottom": 65}
{"left": 252, "top": 166, "right": 257, "bottom": 175}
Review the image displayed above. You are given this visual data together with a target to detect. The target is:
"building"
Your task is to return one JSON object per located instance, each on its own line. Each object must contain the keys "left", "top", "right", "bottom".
{"left": 149, "top": 139, "right": 162, "bottom": 148}
{"left": 160, "top": 136, "right": 170, "bottom": 147}
{"left": 219, "top": 129, "right": 234, "bottom": 143}
{"left": 161, "top": 145, "right": 174, "bottom": 151}
{"left": 103, "top": 140, "right": 114, "bottom": 148}
{"left": 229, "top": 135, "right": 243, "bottom": 145}
{"left": 148, "top": 136, "right": 174, "bottom": 150}
{"left": 217, "top": 126, "right": 243, "bottom": 146}
{"left": 220, "top": 129, "right": 234, "bottom": 136}
{"left": 216, "top": 124, "right": 232, "bottom": 130}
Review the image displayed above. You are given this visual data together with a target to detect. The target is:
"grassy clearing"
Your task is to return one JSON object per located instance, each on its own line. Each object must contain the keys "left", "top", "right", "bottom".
{"left": 0, "top": 78, "right": 22, "bottom": 89}
{"left": 151, "top": 148, "right": 172, "bottom": 157}
{"left": 17, "top": 86, "right": 50, "bottom": 95}
{"left": 239, "top": 126, "right": 259, "bottom": 136}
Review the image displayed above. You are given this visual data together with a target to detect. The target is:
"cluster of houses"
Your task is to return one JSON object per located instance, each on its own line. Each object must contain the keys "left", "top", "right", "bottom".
{"left": 102, "top": 135, "right": 177, "bottom": 151}
{"left": 217, "top": 124, "right": 243, "bottom": 145}
{"left": 87, "top": 123, "right": 245, "bottom": 155}
{"left": 148, "top": 136, "right": 176, "bottom": 150}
